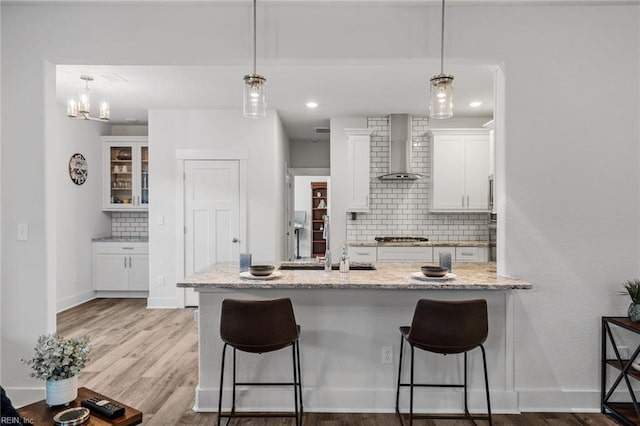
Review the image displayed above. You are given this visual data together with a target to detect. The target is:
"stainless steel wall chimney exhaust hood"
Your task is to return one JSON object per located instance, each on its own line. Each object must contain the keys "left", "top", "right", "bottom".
{"left": 378, "top": 114, "right": 423, "bottom": 181}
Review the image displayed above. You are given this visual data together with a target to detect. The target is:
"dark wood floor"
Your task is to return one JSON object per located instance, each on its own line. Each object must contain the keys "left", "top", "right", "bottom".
{"left": 58, "top": 298, "right": 618, "bottom": 425}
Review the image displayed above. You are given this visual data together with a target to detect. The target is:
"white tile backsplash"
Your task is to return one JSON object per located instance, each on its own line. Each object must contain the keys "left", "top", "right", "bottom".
{"left": 111, "top": 212, "right": 148, "bottom": 237}
{"left": 346, "top": 117, "right": 490, "bottom": 242}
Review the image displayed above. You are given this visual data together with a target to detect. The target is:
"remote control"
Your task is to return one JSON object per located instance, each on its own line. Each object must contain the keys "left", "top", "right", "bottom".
{"left": 80, "top": 396, "right": 125, "bottom": 419}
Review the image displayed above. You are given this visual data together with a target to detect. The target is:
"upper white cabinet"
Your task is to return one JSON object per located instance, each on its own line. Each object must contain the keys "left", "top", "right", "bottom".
{"left": 102, "top": 136, "right": 149, "bottom": 211}
{"left": 431, "top": 129, "right": 490, "bottom": 212}
{"left": 345, "top": 129, "right": 372, "bottom": 212}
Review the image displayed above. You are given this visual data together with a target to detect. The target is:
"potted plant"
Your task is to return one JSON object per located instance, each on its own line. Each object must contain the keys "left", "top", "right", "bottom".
{"left": 22, "top": 334, "right": 90, "bottom": 406}
{"left": 623, "top": 279, "right": 640, "bottom": 322}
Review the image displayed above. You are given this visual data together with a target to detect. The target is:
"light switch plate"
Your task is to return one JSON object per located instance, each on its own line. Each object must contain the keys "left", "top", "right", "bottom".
{"left": 17, "top": 223, "right": 29, "bottom": 241}
{"left": 156, "top": 216, "right": 164, "bottom": 225}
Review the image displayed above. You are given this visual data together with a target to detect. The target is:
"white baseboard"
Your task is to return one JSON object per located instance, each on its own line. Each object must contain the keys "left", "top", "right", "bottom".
{"left": 146, "top": 296, "right": 179, "bottom": 309}
{"left": 4, "top": 386, "right": 44, "bottom": 409}
{"left": 95, "top": 291, "right": 148, "bottom": 298}
{"left": 195, "top": 386, "right": 519, "bottom": 413}
{"left": 56, "top": 290, "right": 96, "bottom": 313}
{"left": 518, "top": 389, "right": 638, "bottom": 412}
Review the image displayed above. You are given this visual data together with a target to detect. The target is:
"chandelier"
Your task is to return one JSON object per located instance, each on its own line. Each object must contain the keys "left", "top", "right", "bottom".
{"left": 67, "top": 75, "right": 110, "bottom": 122}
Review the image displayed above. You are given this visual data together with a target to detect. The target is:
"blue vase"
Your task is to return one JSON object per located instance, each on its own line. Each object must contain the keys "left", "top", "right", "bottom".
{"left": 629, "top": 303, "right": 640, "bottom": 322}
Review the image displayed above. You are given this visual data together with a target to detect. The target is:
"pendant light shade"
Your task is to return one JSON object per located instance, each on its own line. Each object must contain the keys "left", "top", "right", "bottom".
{"left": 243, "top": 0, "right": 266, "bottom": 119}
{"left": 66, "top": 75, "right": 110, "bottom": 122}
{"left": 243, "top": 74, "right": 266, "bottom": 118}
{"left": 430, "top": 0, "right": 454, "bottom": 119}
{"left": 429, "top": 74, "right": 454, "bottom": 119}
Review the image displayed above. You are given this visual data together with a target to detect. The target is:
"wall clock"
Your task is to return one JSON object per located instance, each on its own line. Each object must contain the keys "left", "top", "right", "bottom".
{"left": 69, "top": 153, "right": 88, "bottom": 185}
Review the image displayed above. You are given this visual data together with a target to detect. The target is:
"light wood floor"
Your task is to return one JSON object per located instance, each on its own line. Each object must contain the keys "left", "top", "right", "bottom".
{"left": 58, "top": 298, "right": 618, "bottom": 425}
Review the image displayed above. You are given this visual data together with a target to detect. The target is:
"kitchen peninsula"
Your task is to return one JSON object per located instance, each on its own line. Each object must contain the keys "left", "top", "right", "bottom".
{"left": 178, "top": 263, "right": 531, "bottom": 414}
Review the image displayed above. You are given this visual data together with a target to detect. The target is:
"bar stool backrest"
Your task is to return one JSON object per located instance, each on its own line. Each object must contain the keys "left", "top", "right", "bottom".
{"left": 407, "top": 299, "right": 488, "bottom": 354}
{"left": 220, "top": 298, "right": 299, "bottom": 353}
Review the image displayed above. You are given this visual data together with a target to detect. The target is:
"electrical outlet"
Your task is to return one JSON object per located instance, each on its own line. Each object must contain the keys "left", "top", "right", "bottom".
{"left": 17, "top": 223, "right": 29, "bottom": 241}
{"left": 617, "top": 345, "right": 630, "bottom": 360}
{"left": 382, "top": 346, "right": 393, "bottom": 364}
{"left": 157, "top": 275, "right": 165, "bottom": 286}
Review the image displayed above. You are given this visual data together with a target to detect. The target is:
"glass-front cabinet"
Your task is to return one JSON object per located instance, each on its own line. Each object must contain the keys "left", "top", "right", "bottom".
{"left": 101, "top": 136, "right": 149, "bottom": 211}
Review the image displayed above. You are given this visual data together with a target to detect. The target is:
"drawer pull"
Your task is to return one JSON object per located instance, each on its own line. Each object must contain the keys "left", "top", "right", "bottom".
{"left": 460, "top": 252, "right": 474, "bottom": 256}
{"left": 122, "top": 247, "right": 134, "bottom": 250}
{"left": 355, "top": 252, "right": 370, "bottom": 256}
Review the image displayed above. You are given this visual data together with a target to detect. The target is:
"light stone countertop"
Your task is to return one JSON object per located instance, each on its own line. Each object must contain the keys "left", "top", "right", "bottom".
{"left": 92, "top": 237, "right": 149, "bottom": 243}
{"left": 346, "top": 240, "right": 489, "bottom": 247}
{"left": 177, "top": 262, "right": 531, "bottom": 290}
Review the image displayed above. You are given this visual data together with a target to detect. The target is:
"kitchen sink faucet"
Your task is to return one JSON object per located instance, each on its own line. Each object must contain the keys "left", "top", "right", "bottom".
{"left": 323, "top": 215, "right": 331, "bottom": 272}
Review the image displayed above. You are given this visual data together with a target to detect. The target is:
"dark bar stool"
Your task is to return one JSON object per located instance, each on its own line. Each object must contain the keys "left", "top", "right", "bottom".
{"left": 217, "top": 297, "right": 303, "bottom": 426}
{"left": 395, "top": 299, "right": 492, "bottom": 425}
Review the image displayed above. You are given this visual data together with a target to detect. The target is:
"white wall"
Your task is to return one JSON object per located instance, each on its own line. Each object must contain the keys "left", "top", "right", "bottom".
{"left": 110, "top": 125, "right": 148, "bottom": 136}
{"left": 148, "top": 109, "right": 287, "bottom": 308}
{"left": 55, "top": 107, "right": 111, "bottom": 312}
{"left": 1, "top": 1, "right": 639, "bottom": 410}
{"left": 294, "top": 176, "right": 329, "bottom": 258}
{"left": 290, "top": 139, "right": 330, "bottom": 168}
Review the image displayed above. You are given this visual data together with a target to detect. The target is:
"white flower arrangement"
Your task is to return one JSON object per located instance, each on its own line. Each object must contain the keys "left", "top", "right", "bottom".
{"left": 22, "top": 334, "right": 90, "bottom": 381}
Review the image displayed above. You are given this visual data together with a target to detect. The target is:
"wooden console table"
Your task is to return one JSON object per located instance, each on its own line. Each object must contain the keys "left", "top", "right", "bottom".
{"left": 601, "top": 316, "right": 640, "bottom": 425}
{"left": 18, "top": 386, "right": 142, "bottom": 425}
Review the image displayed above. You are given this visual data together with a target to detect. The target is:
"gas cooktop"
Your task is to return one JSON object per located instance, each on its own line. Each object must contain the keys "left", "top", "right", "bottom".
{"left": 374, "top": 236, "right": 429, "bottom": 242}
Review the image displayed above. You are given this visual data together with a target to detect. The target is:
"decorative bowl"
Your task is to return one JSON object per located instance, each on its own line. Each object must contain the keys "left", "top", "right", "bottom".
{"left": 420, "top": 266, "right": 448, "bottom": 277}
{"left": 249, "top": 265, "right": 275, "bottom": 277}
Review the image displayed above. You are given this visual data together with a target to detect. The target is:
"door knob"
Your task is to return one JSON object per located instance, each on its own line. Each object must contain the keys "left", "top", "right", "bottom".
{"left": 232, "top": 238, "right": 239, "bottom": 243}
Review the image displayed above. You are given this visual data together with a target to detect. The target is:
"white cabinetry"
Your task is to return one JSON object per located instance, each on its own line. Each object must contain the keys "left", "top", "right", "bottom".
{"left": 433, "top": 246, "right": 487, "bottom": 262}
{"left": 93, "top": 242, "right": 149, "bottom": 292}
{"left": 349, "top": 246, "right": 377, "bottom": 262}
{"left": 345, "top": 129, "right": 372, "bottom": 212}
{"left": 102, "top": 136, "right": 149, "bottom": 211}
{"left": 377, "top": 246, "right": 433, "bottom": 262}
{"left": 431, "top": 129, "right": 490, "bottom": 212}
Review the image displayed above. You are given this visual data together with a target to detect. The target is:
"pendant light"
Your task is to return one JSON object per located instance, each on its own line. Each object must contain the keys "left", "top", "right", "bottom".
{"left": 243, "top": 0, "right": 266, "bottom": 118}
{"left": 429, "top": 0, "right": 454, "bottom": 119}
{"left": 67, "top": 75, "right": 110, "bottom": 122}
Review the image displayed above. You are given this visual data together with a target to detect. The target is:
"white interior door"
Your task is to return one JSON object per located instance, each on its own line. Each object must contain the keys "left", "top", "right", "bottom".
{"left": 184, "top": 160, "right": 240, "bottom": 306}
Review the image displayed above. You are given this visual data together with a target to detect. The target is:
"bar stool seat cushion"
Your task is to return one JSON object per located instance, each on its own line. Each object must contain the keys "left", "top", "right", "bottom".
{"left": 220, "top": 298, "right": 300, "bottom": 353}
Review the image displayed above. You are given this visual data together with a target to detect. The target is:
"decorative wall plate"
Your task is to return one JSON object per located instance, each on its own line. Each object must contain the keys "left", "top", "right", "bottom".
{"left": 69, "top": 153, "right": 88, "bottom": 185}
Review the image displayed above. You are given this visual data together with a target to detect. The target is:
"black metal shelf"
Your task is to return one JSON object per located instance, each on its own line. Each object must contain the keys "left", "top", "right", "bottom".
{"left": 602, "top": 317, "right": 640, "bottom": 425}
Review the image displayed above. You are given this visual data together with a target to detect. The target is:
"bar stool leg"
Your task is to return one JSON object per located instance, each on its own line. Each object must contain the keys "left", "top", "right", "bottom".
{"left": 464, "top": 351, "right": 469, "bottom": 417}
{"left": 409, "top": 346, "right": 415, "bottom": 426}
{"left": 296, "top": 340, "right": 303, "bottom": 419}
{"left": 292, "top": 344, "right": 300, "bottom": 426}
{"left": 231, "top": 348, "right": 237, "bottom": 416}
{"left": 395, "top": 334, "right": 404, "bottom": 423}
{"left": 217, "top": 343, "right": 227, "bottom": 426}
{"left": 481, "top": 345, "right": 492, "bottom": 425}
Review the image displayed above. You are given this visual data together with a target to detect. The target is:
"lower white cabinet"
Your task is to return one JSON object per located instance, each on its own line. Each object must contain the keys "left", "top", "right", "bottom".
{"left": 434, "top": 246, "right": 487, "bottom": 262}
{"left": 93, "top": 242, "right": 149, "bottom": 292}
{"left": 377, "top": 246, "right": 433, "bottom": 262}
{"left": 349, "top": 246, "right": 377, "bottom": 262}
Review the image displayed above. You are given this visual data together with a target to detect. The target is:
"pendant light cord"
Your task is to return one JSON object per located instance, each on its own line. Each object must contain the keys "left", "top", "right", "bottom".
{"left": 440, "top": 0, "right": 445, "bottom": 75}
{"left": 252, "top": 0, "right": 257, "bottom": 76}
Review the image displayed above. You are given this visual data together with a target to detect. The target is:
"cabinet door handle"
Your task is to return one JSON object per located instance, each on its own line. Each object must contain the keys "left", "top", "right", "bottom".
{"left": 355, "top": 252, "right": 369, "bottom": 256}
{"left": 467, "top": 195, "right": 470, "bottom": 207}
{"left": 462, "top": 195, "right": 465, "bottom": 208}
{"left": 122, "top": 247, "right": 134, "bottom": 250}
{"left": 129, "top": 257, "right": 132, "bottom": 267}
{"left": 124, "top": 257, "right": 127, "bottom": 268}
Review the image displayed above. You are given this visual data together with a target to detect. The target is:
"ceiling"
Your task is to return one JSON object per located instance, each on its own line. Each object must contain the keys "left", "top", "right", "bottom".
{"left": 56, "top": 63, "right": 494, "bottom": 141}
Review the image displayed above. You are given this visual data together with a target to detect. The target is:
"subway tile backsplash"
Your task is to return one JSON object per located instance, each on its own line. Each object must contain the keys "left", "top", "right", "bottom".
{"left": 111, "top": 212, "right": 149, "bottom": 238}
{"left": 346, "top": 117, "right": 490, "bottom": 242}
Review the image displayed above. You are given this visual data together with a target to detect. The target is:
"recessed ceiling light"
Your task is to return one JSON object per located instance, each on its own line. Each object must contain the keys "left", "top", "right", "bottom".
{"left": 306, "top": 102, "right": 318, "bottom": 109}
{"left": 469, "top": 101, "right": 483, "bottom": 108}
